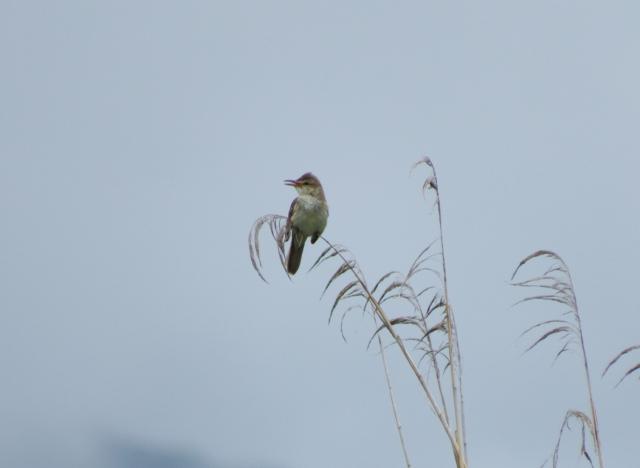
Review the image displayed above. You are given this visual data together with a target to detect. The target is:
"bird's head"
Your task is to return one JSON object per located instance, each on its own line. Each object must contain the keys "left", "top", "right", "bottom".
{"left": 284, "top": 172, "right": 325, "bottom": 198}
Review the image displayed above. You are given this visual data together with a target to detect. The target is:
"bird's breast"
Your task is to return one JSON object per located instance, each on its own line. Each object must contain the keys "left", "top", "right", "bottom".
{"left": 292, "top": 195, "right": 328, "bottom": 236}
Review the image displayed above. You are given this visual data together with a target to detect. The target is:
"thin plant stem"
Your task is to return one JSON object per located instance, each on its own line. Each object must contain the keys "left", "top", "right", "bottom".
{"left": 571, "top": 282, "right": 604, "bottom": 468}
{"left": 430, "top": 164, "right": 467, "bottom": 461}
{"left": 423, "top": 315, "right": 450, "bottom": 424}
{"left": 377, "top": 333, "right": 412, "bottom": 468}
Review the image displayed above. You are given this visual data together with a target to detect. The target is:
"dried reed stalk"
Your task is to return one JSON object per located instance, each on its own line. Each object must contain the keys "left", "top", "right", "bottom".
{"left": 511, "top": 250, "right": 604, "bottom": 468}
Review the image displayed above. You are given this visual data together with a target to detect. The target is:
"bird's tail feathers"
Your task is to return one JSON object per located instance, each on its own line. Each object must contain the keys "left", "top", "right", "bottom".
{"left": 287, "top": 231, "right": 305, "bottom": 275}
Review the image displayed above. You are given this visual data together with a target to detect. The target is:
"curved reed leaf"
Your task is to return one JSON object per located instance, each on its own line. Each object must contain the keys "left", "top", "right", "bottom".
{"left": 322, "top": 260, "right": 356, "bottom": 298}
{"left": 368, "top": 317, "right": 424, "bottom": 349}
{"left": 553, "top": 340, "right": 575, "bottom": 364}
{"left": 379, "top": 281, "right": 408, "bottom": 304}
{"left": 308, "top": 244, "right": 349, "bottom": 272}
{"left": 329, "top": 281, "right": 361, "bottom": 324}
{"left": 372, "top": 271, "right": 401, "bottom": 296}
{"left": 525, "top": 326, "right": 573, "bottom": 353}
{"left": 406, "top": 241, "right": 439, "bottom": 278}
{"left": 511, "top": 250, "right": 564, "bottom": 281}
{"left": 603, "top": 344, "right": 640, "bottom": 386}
{"left": 615, "top": 363, "right": 640, "bottom": 387}
{"left": 364, "top": 271, "right": 401, "bottom": 312}
{"left": 520, "top": 319, "right": 573, "bottom": 338}
{"left": 422, "top": 320, "right": 446, "bottom": 340}
{"left": 546, "top": 410, "right": 596, "bottom": 468}
{"left": 338, "top": 305, "right": 363, "bottom": 343}
{"left": 426, "top": 296, "right": 446, "bottom": 318}
{"left": 248, "top": 214, "right": 288, "bottom": 282}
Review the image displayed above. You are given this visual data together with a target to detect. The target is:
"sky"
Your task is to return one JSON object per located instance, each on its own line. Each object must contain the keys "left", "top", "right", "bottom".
{"left": 1, "top": 1, "right": 639, "bottom": 467}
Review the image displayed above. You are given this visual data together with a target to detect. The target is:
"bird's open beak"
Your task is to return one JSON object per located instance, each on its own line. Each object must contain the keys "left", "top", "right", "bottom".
{"left": 284, "top": 179, "right": 298, "bottom": 187}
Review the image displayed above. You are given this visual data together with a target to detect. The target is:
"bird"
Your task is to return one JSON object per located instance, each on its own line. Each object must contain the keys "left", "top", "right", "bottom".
{"left": 283, "top": 172, "right": 329, "bottom": 275}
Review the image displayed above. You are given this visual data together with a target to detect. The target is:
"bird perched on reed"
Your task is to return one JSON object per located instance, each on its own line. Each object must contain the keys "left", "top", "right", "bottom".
{"left": 283, "top": 173, "right": 329, "bottom": 274}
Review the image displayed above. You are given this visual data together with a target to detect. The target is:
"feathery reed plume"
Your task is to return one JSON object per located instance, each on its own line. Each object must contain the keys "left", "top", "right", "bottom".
{"left": 511, "top": 250, "right": 604, "bottom": 468}
{"left": 603, "top": 344, "right": 640, "bottom": 387}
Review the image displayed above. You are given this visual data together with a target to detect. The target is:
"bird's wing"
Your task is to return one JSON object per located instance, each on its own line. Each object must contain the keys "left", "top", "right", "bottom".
{"left": 284, "top": 197, "right": 297, "bottom": 241}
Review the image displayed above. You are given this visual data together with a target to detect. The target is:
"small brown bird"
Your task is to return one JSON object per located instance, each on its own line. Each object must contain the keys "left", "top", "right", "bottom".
{"left": 284, "top": 173, "right": 329, "bottom": 274}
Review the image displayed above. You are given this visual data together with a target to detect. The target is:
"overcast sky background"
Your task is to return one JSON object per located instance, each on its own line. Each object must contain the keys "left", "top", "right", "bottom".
{"left": 1, "top": 1, "right": 639, "bottom": 467}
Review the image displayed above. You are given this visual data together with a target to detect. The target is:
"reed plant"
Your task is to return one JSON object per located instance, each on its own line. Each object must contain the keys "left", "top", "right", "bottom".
{"left": 510, "top": 251, "right": 604, "bottom": 467}
{"left": 249, "top": 157, "right": 468, "bottom": 468}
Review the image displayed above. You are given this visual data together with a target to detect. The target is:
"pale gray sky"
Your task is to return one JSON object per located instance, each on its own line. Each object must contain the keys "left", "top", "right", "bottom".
{"left": 1, "top": 1, "right": 639, "bottom": 467}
